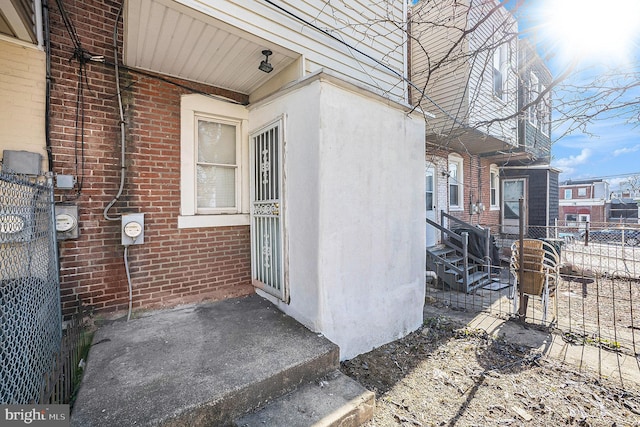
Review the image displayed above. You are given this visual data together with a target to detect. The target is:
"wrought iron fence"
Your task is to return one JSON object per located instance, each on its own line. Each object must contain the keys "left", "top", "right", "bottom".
{"left": 0, "top": 171, "right": 61, "bottom": 403}
{"left": 425, "top": 216, "right": 640, "bottom": 385}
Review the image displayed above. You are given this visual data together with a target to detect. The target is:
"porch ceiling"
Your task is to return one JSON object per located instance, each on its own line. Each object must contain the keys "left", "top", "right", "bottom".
{"left": 427, "top": 127, "right": 518, "bottom": 156}
{"left": 124, "top": 0, "right": 299, "bottom": 95}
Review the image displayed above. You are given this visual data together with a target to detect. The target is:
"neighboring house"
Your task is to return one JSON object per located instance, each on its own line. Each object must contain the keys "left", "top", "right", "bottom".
{"left": 411, "top": 0, "right": 557, "bottom": 242}
{"left": 608, "top": 198, "right": 639, "bottom": 223}
{"left": 1, "top": 0, "right": 426, "bottom": 360}
{"left": 0, "top": 1, "right": 47, "bottom": 171}
{"left": 559, "top": 179, "right": 610, "bottom": 226}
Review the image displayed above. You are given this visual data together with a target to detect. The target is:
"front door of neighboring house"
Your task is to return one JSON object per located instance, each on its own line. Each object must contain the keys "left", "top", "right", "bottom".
{"left": 502, "top": 178, "right": 527, "bottom": 235}
{"left": 425, "top": 163, "right": 437, "bottom": 247}
{"left": 250, "top": 119, "right": 287, "bottom": 302}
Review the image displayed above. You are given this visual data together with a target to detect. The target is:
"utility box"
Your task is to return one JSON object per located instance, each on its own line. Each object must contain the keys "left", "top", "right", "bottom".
{"left": 121, "top": 213, "right": 144, "bottom": 245}
{"left": 55, "top": 204, "right": 79, "bottom": 240}
{"left": 2, "top": 150, "right": 42, "bottom": 175}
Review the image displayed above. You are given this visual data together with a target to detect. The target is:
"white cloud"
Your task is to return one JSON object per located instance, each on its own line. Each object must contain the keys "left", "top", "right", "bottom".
{"left": 613, "top": 144, "right": 640, "bottom": 156}
{"left": 552, "top": 148, "right": 592, "bottom": 176}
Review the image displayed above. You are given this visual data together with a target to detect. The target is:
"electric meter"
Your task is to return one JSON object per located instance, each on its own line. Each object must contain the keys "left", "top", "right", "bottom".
{"left": 121, "top": 213, "right": 145, "bottom": 245}
{"left": 56, "top": 213, "right": 77, "bottom": 232}
{"left": 124, "top": 221, "right": 143, "bottom": 238}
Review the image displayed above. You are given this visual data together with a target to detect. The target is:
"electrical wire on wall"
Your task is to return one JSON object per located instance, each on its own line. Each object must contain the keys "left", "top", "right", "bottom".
{"left": 54, "top": 0, "right": 92, "bottom": 198}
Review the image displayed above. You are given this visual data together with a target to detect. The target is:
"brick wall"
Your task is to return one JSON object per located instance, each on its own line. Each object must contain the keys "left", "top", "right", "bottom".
{"left": 49, "top": 0, "right": 253, "bottom": 317}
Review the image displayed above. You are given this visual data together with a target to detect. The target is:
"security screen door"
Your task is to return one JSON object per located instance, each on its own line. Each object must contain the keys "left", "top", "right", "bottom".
{"left": 250, "top": 120, "right": 286, "bottom": 301}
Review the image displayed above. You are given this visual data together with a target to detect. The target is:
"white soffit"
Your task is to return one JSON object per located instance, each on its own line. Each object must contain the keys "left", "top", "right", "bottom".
{"left": 124, "top": 0, "right": 299, "bottom": 95}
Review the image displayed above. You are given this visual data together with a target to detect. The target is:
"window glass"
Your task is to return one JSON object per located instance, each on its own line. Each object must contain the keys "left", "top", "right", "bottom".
{"left": 503, "top": 180, "right": 524, "bottom": 219}
{"left": 490, "top": 168, "right": 499, "bottom": 207}
{"left": 449, "top": 162, "right": 460, "bottom": 206}
{"left": 198, "top": 121, "right": 236, "bottom": 164}
{"left": 565, "top": 189, "right": 572, "bottom": 199}
{"left": 426, "top": 172, "right": 434, "bottom": 211}
{"left": 196, "top": 118, "right": 237, "bottom": 210}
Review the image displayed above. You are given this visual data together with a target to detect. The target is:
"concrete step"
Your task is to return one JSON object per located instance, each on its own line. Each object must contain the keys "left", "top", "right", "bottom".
{"left": 71, "top": 295, "right": 340, "bottom": 427}
{"left": 235, "top": 370, "right": 375, "bottom": 427}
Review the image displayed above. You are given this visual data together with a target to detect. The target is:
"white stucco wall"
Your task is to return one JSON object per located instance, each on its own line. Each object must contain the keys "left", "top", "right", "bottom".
{"left": 250, "top": 73, "right": 426, "bottom": 360}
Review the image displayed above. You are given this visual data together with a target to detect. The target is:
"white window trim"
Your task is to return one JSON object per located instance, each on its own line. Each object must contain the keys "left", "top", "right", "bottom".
{"left": 179, "top": 94, "right": 250, "bottom": 228}
{"left": 493, "top": 41, "right": 508, "bottom": 102}
{"left": 541, "top": 87, "right": 550, "bottom": 136}
{"left": 489, "top": 164, "right": 500, "bottom": 210}
{"left": 528, "top": 72, "right": 539, "bottom": 127}
{"left": 564, "top": 189, "right": 572, "bottom": 200}
{"left": 448, "top": 153, "right": 464, "bottom": 211}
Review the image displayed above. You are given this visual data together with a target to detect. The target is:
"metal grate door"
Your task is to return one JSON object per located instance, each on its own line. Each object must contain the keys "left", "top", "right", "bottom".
{"left": 250, "top": 120, "right": 286, "bottom": 301}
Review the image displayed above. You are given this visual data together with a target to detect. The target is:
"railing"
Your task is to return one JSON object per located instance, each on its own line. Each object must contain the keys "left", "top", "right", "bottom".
{"left": 439, "top": 211, "right": 494, "bottom": 279}
{"left": 425, "top": 215, "right": 640, "bottom": 386}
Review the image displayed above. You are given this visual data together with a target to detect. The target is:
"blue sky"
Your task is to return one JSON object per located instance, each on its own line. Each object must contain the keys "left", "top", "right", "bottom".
{"left": 510, "top": 0, "right": 640, "bottom": 189}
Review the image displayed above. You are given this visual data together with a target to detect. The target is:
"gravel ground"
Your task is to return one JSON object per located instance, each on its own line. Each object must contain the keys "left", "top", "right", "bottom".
{"left": 341, "top": 315, "right": 640, "bottom": 426}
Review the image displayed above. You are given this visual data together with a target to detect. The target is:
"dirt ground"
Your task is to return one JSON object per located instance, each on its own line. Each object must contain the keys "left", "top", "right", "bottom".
{"left": 340, "top": 315, "right": 640, "bottom": 427}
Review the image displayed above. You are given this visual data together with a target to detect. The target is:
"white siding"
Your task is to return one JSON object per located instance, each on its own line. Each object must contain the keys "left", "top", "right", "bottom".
{"left": 466, "top": 1, "right": 518, "bottom": 144}
{"left": 411, "top": 0, "right": 471, "bottom": 135}
{"left": 411, "top": 0, "right": 518, "bottom": 144}
{"left": 176, "top": 0, "right": 408, "bottom": 102}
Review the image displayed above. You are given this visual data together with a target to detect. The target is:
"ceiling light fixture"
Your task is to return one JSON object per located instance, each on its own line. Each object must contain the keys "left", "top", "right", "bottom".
{"left": 259, "top": 49, "right": 273, "bottom": 73}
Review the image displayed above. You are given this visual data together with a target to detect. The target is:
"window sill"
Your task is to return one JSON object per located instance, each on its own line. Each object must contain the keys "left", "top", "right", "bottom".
{"left": 449, "top": 207, "right": 464, "bottom": 212}
{"left": 490, "top": 206, "right": 500, "bottom": 211}
{"left": 178, "top": 214, "right": 250, "bottom": 229}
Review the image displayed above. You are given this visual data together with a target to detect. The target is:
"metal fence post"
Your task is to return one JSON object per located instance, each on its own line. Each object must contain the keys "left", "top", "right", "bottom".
{"left": 585, "top": 220, "right": 590, "bottom": 247}
{"left": 518, "top": 198, "right": 526, "bottom": 320}
{"left": 462, "top": 231, "right": 469, "bottom": 292}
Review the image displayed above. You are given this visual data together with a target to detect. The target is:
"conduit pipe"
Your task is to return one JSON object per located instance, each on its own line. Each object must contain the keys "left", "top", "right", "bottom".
{"left": 103, "top": 1, "right": 126, "bottom": 221}
{"left": 123, "top": 245, "right": 133, "bottom": 321}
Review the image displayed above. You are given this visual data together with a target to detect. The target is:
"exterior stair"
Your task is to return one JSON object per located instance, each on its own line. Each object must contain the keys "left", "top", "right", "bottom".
{"left": 426, "top": 244, "right": 495, "bottom": 293}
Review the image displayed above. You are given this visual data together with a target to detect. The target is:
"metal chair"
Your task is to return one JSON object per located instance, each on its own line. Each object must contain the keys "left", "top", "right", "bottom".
{"left": 509, "top": 239, "right": 560, "bottom": 323}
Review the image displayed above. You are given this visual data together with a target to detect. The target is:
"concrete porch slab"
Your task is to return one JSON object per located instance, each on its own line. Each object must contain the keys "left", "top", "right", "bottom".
{"left": 71, "top": 294, "right": 340, "bottom": 426}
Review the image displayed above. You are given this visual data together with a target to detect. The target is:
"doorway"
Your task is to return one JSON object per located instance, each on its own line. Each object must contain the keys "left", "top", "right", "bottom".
{"left": 502, "top": 178, "right": 526, "bottom": 235}
{"left": 250, "top": 119, "right": 286, "bottom": 301}
{"left": 426, "top": 163, "right": 437, "bottom": 247}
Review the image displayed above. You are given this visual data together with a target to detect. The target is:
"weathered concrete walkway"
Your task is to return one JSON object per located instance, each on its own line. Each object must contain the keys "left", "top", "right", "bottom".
{"left": 423, "top": 303, "right": 640, "bottom": 386}
{"left": 71, "top": 294, "right": 372, "bottom": 426}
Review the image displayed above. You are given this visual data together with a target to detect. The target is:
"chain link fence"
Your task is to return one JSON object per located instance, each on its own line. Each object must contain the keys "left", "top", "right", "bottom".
{"left": 0, "top": 171, "right": 61, "bottom": 404}
{"left": 426, "top": 213, "right": 640, "bottom": 385}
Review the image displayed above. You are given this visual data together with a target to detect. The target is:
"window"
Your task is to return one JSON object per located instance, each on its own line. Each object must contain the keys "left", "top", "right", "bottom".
{"left": 490, "top": 164, "right": 499, "bottom": 209}
{"left": 179, "top": 94, "right": 250, "bottom": 228}
{"left": 578, "top": 187, "right": 587, "bottom": 197}
{"left": 196, "top": 118, "right": 238, "bottom": 211}
{"left": 541, "top": 87, "right": 550, "bottom": 136}
{"left": 425, "top": 167, "right": 434, "bottom": 212}
{"left": 493, "top": 42, "right": 508, "bottom": 101}
{"left": 566, "top": 214, "right": 578, "bottom": 222}
{"left": 528, "top": 72, "right": 539, "bottom": 127}
{"left": 564, "top": 189, "right": 572, "bottom": 199}
{"left": 448, "top": 154, "right": 463, "bottom": 210}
